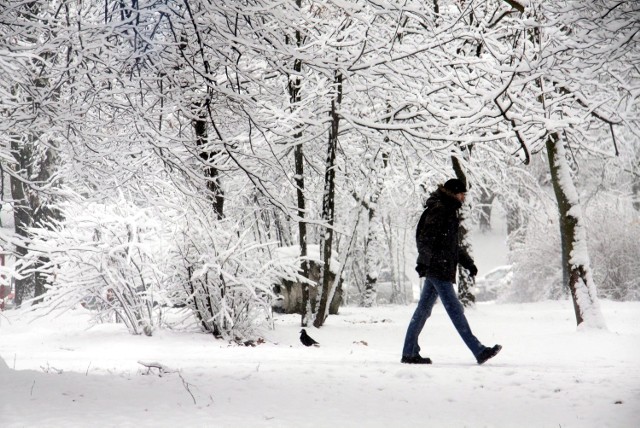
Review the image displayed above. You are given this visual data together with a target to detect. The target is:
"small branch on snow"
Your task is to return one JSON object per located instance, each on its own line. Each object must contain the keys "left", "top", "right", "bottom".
{"left": 178, "top": 371, "right": 197, "bottom": 405}
{"left": 137, "top": 360, "right": 177, "bottom": 376}
{"left": 137, "top": 361, "right": 197, "bottom": 404}
{"left": 40, "top": 363, "right": 63, "bottom": 374}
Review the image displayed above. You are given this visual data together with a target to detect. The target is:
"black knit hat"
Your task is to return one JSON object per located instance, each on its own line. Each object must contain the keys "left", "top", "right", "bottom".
{"left": 443, "top": 178, "right": 467, "bottom": 194}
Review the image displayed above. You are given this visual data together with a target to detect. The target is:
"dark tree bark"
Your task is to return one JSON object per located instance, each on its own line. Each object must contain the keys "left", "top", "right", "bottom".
{"left": 29, "top": 146, "right": 60, "bottom": 300}
{"left": 314, "top": 69, "right": 342, "bottom": 328}
{"left": 194, "top": 109, "right": 224, "bottom": 219}
{"left": 451, "top": 155, "right": 475, "bottom": 307}
{"left": 10, "top": 134, "right": 60, "bottom": 305}
{"left": 632, "top": 154, "right": 640, "bottom": 211}
{"left": 9, "top": 143, "right": 31, "bottom": 306}
{"left": 6, "top": 1, "right": 63, "bottom": 305}
{"left": 288, "top": 0, "right": 311, "bottom": 326}
{"left": 362, "top": 206, "right": 379, "bottom": 308}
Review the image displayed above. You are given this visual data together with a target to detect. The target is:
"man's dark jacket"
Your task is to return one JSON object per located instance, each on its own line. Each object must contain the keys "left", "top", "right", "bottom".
{"left": 415, "top": 186, "right": 475, "bottom": 283}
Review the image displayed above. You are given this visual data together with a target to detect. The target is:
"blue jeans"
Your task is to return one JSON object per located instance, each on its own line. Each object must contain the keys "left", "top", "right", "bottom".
{"left": 402, "top": 276, "right": 484, "bottom": 358}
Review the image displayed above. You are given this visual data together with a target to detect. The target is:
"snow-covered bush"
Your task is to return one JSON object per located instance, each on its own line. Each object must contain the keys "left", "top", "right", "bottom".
{"left": 502, "top": 214, "right": 566, "bottom": 303}
{"left": 30, "top": 199, "right": 172, "bottom": 335}
{"left": 170, "top": 205, "right": 301, "bottom": 341}
{"left": 585, "top": 197, "right": 640, "bottom": 301}
{"left": 504, "top": 193, "right": 640, "bottom": 302}
{"left": 29, "top": 194, "right": 300, "bottom": 340}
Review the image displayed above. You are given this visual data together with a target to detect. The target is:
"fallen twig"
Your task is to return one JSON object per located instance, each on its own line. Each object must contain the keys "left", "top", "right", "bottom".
{"left": 137, "top": 360, "right": 177, "bottom": 376}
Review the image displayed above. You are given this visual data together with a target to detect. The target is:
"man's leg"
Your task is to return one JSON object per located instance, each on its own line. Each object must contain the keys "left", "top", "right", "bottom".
{"left": 431, "top": 277, "right": 484, "bottom": 357}
{"left": 402, "top": 278, "right": 439, "bottom": 358}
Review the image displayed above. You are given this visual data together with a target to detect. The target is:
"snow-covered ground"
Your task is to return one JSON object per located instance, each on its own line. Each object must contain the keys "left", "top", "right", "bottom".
{"left": 1, "top": 220, "right": 637, "bottom": 427}
{"left": 1, "top": 299, "right": 639, "bottom": 427}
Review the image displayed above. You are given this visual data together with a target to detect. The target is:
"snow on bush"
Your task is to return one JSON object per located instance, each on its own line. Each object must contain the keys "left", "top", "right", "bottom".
{"left": 503, "top": 193, "right": 640, "bottom": 302}
{"left": 503, "top": 214, "right": 566, "bottom": 303}
{"left": 28, "top": 196, "right": 300, "bottom": 341}
{"left": 29, "top": 199, "right": 174, "bottom": 335}
{"left": 585, "top": 197, "right": 640, "bottom": 301}
{"left": 170, "top": 206, "right": 302, "bottom": 341}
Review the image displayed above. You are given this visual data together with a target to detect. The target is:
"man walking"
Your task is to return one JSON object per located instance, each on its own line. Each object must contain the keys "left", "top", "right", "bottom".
{"left": 401, "top": 179, "right": 502, "bottom": 365}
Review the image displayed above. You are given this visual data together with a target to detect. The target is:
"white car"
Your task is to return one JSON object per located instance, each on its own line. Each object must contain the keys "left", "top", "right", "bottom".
{"left": 474, "top": 265, "right": 512, "bottom": 302}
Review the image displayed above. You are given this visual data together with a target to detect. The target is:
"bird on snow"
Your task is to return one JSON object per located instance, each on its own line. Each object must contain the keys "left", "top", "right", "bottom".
{"left": 300, "top": 329, "right": 320, "bottom": 347}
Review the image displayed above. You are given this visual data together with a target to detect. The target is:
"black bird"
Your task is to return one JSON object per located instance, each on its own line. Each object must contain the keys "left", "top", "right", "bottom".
{"left": 300, "top": 329, "right": 320, "bottom": 347}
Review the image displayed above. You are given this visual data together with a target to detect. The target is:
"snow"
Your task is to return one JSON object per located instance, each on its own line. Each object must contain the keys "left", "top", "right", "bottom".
{"left": 1, "top": 299, "right": 639, "bottom": 427}
{"left": 274, "top": 244, "right": 340, "bottom": 273}
{"left": 469, "top": 212, "right": 509, "bottom": 273}
{"left": 0, "top": 203, "right": 635, "bottom": 427}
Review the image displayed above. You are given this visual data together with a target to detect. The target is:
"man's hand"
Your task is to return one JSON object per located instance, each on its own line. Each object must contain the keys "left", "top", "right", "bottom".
{"left": 468, "top": 264, "right": 478, "bottom": 278}
{"left": 415, "top": 263, "right": 427, "bottom": 277}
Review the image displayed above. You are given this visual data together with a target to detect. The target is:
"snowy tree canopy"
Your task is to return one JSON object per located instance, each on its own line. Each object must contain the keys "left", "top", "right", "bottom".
{"left": 0, "top": 0, "right": 638, "bottom": 335}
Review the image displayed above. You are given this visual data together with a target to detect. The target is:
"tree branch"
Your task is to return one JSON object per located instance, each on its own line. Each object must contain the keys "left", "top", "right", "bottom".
{"left": 556, "top": 84, "right": 621, "bottom": 156}
{"left": 501, "top": 0, "right": 525, "bottom": 13}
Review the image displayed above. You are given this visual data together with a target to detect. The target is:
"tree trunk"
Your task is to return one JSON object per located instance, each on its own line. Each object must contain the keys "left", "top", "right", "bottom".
{"left": 545, "top": 134, "right": 606, "bottom": 329}
{"left": 451, "top": 155, "right": 475, "bottom": 307}
{"left": 10, "top": 141, "right": 33, "bottom": 307}
{"left": 194, "top": 109, "right": 224, "bottom": 219}
{"left": 361, "top": 151, "right": 389, "bottom": 307}
{"left": 8, "top": 139, "right": 58, "bottom": 304}
{"left": 29, "top": 145, "right": 60, "bottom": 301}
{"left": 456, "top": 207, "right": 476, "bottom": 307}
{"left": 477, "top": 188, "right": 495, "bottom": 233}
{"left": 382, "top": 215, "right": 404, "bottom": 304}
{"left": 314, "top": 70, "right": 342, "bottom": 328}
{"left": 361, "top": 206, "right": 380, "bottom": 307}
{"left": 8, "top": 33, "right": 63, "bottom": 304}
{"left": 506, "top": 200, "right": 527, "bottom": 251}
{"left": 633, "top": 180, "right": 640, "bottom": 212}
{"left": 288, "top": 0, "right": 311, "bottom": 326}
{"left": 8, "top": 2, "right": 67, "bottom": 304}
{"left": 295, "top": 142, "right": 311, "bottom": 326}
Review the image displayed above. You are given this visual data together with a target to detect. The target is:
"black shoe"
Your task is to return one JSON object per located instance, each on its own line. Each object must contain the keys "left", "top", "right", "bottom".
{"left": 476, "top": 345, "right": 502, "bottom": 365}
{"left": 401, "top": 355, "right": 432, "bottom": 364}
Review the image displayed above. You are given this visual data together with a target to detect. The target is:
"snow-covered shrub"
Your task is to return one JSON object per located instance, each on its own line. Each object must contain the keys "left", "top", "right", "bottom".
{"left": 170, "top": 206, "right": 301, "bottom": 341}
{"left": 30, "top": 199, "right": 171, "bottom": 335}
{"left": 502, "top": 214, "right": 566, "bottom": 303}
{"left": 30, "top": 193, "right": 300, "bottom": 340}
{"left": 503, "top": 193, "right": 640, "bottom": 302}
{"left": 585, "top": 197, "right": 640, "bottom": 301}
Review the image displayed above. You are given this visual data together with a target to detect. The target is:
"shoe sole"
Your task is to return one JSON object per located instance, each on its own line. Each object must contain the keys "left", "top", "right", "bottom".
{"left": 401, "top": 357, "right": 433, "bottom": 364}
